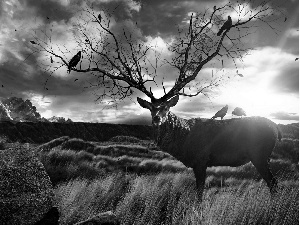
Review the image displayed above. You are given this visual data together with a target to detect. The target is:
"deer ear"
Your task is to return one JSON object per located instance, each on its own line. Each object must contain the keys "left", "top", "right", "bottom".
{"left": 167, "top": 95, "right": 179, "bottom": 107}
{"left": 137, "top": 97, "right": 152, "bottom": 110}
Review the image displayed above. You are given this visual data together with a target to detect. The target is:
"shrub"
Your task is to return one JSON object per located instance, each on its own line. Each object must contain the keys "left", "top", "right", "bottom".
{"left": 109, "top": 135, "right": 141, "bottom": 143}
{"left": 273, "top": 139, "right": 299, "bottom": 164}
{"left": 37, "top": 136, "right": 70, "bottom": 152}
{"left": 46, "top": 149, "right": 76, "bottom": 166}
{"left": 75, "top": 151, "right": 94, "bottom": 162}
{"left": 93, "top": 146, "right": 116, "bottom": 157}
{"left": 139, "top": 159, "right": 163, "bottom": 173}
{"left": 61, "top": 138, "right": 95, "bottom": 151}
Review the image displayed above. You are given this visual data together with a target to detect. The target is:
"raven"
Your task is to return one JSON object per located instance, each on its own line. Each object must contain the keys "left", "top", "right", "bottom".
{"left": 68, "top": 51, "right": 81, "bottom": 73}
{"left": 211, "top": 105, "right": 228, "bottom": 120}
{"left": 217, "top": 16, "right": 232, "bottom": 36}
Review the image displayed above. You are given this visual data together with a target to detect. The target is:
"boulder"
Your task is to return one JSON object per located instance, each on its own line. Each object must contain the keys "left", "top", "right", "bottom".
{"left": 74, "top": 211, "right": 120, "bottom": 225}
{"left": 0, "top": 147, "right": 54, "bottom": 225}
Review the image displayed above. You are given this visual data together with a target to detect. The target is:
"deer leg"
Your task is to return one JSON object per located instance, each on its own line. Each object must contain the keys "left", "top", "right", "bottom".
{"left": 251, "top": 159, "right": 278, "bottom": 195}
{"left": 193, "top": 165, "right": 207, "bottom": 200}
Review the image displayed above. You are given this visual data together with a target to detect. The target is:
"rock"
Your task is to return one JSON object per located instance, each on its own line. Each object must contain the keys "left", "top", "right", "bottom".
{"left": 0, "top": 147, "right": 54, "bottom": 225}
{"left": 74, "top": 211, "right": 120, "bottom": 225}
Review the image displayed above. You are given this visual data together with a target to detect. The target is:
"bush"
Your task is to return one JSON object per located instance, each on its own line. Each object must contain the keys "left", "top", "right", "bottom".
{"left": 37, "top": 136, "right": 70, "bottom": 152}
{"left": 93, "top": 146, "right": 116, "bottom": 156}
{"left": 109, "top": 135, "right": 141, "bottom": 143}
{"left": 61, "top": 138, "right": 95, "bottom": 151}
{"left": 273, "top": 139, "right": 299, "bottom": 164}
{"left": 46, "top": 149, "right": 76, "bottom": 166}
{"left": 75, "top": 151, "right": 94, "bottom": 162}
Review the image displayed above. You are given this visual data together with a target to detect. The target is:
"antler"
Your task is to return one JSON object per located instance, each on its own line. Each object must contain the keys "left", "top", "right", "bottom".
{"left": 156, "top": 1, "right": 279, "bottom": 103}
{"left": 30, "top": 1, "right": 282, "bottom": 105}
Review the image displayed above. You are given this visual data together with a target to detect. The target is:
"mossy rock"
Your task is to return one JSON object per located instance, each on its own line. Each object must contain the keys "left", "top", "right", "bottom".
{"left": 0, "top": 147, "right": 54, "bottom": 225}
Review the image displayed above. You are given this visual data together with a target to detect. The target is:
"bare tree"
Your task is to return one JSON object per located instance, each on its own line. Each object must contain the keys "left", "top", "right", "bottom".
{"left": 29, "top": 0, "right": 283, "bottom": 104}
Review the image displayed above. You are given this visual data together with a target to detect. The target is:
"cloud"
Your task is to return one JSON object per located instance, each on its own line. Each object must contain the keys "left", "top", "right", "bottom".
{"left": 285, "top": 28, "right": 299, "bottom": 38}
{"left": 0, "top": 0, "right": 298, "bottom": 125}
{"left": 271, "top": 66, "right": 299, "bottom": 93}
{"left": 270, "top": 111, "right": 298, "bottom": 121}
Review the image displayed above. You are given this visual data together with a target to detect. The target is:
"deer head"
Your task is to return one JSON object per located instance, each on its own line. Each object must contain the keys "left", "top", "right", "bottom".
{"left": 137, "top": 95, "right": 179, "bottom": 127}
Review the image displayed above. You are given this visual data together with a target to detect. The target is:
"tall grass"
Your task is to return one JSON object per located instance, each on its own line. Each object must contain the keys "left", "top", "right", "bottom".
{"left": 55, "top": 172, "right": 298, "bottom": 225}
{"left": 39, "top": 136, "right": 298, "bottom": 224}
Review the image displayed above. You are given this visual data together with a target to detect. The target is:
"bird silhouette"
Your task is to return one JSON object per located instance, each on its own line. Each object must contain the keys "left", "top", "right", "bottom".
{"left": 68, "top": 51, "right": 81, "bottom": 73}
{"left": 30, "top": 40, "right": 37, "bottom": 44}
{"left": 211, "top": 105, "right": 228, "bottom": 120}
{"left": 217, "top": 16, "right": 232, "bottom": 36}
{"left": 50, "top": 56, "right": 53, "bottom": 63}
{"left": 232, "top": 107, "right": 246, "bottom": 117}
{"left": 98, "top": 14, "right": 102, "bottom": 22}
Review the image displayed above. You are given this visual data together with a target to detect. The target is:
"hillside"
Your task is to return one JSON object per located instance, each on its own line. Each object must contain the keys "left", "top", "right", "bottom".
{"left": 0, "top": 120, "right": 298, "bottom": 144}
{"left": 0, "top": 121, "right": 153, "bottom": 143}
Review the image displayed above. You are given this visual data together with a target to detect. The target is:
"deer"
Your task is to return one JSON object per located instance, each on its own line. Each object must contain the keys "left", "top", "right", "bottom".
{"left": 137, "top": 95, "right": 282, "bottom": 199}
{"left": 41, "top": 2, "right": 283, "bottom": 199}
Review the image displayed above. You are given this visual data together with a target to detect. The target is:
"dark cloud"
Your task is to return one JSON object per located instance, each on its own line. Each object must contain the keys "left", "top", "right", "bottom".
{"left": 23, "top": 0, "right": 74, "bottom": 22}
{"left": 271, "top": 66, "right": 299, "bottom": 94}
{"left": 0, "top": 0, "right": 298, "bottom": 124}
{"left": 270, "top": 111, "right": 298, "bottom": 120}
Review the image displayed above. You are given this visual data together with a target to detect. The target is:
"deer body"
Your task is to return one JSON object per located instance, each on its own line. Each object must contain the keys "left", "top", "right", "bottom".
{"left": 138, "top": 96, "right": 281, "bottom": 198}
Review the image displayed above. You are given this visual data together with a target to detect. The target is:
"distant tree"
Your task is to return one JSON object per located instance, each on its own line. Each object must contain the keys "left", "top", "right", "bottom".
{"left": 30, "top": 0, "right": 284, "bottom": 104}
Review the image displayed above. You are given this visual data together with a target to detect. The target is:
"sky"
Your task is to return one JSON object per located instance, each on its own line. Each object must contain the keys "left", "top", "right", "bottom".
{"left": 0, "top": 0, "right": 298, "bottom": 125}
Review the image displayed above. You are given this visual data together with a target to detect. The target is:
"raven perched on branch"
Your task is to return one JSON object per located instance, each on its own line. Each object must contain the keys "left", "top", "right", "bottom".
{"left": 68, "top": 51, "right": 81, "bottom": 73}
{"left": 217, "top": 16, "right": 232, "bottom": 36}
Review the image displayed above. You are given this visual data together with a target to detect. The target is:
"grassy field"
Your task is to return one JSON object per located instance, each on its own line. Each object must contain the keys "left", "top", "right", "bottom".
{"left": 32, "top": 135, "right": 299, "bottom": 224}
{"left": 54, "top": 172, "right": 298, "bottom": 225}
{"left": 2, "top": 134, "right": 297, "bottom": 224}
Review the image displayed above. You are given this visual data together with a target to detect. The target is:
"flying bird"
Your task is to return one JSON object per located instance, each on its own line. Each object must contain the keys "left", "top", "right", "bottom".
{"left": 30, "top": 40, "right": 37, "bottom": 44}
{"left": 211, "top": 105, "right": 228, "bottom": 120}
{"left": 295, "top": 58, "right": 299, "bottom": 61}
{"left": 232, "top": 107, "right": 246, "bottom": 117}
{"left": 74, "top": 79, "right": 78, "bottom": 82}
{"left": 68, "top": 51, "right": 81, "bottom": 73}
{"left": 217, "top": 16, "right": 232, "bottom": 36}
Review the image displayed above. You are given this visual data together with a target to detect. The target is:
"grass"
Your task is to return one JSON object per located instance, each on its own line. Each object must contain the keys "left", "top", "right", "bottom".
{"left": 55, "top": 172, "right": 298, "bottom": 225}
{"left": 36, "top": 136, "right": 298, "bottom": 224}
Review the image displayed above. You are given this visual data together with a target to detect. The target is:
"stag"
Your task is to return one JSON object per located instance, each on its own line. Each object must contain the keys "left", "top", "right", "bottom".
{"left": 36, "top": 1, "right": 284, "bottom": 199}
{"left": 137, "top": 95, "right": 281, "bottom": 198}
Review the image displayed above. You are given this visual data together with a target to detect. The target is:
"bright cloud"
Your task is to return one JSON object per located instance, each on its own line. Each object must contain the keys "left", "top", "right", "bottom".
{"left": 211, "top": 46, "right": 298, "bottom": 122}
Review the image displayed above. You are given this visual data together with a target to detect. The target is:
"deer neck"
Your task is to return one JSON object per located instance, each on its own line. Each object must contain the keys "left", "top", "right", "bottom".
{"left": 154, "top": 112, "right": 194, "bottom": 164}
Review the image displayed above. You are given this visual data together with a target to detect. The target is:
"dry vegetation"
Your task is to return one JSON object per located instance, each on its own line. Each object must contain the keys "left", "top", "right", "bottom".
{"left": 31, "top": 135, "right": 299, "bottom": 224}
{"left": 1, "top": 133, "right": 296, "bottom": 224}
{"left": 54, "top": 173, "right": 298, "bottom": 225}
